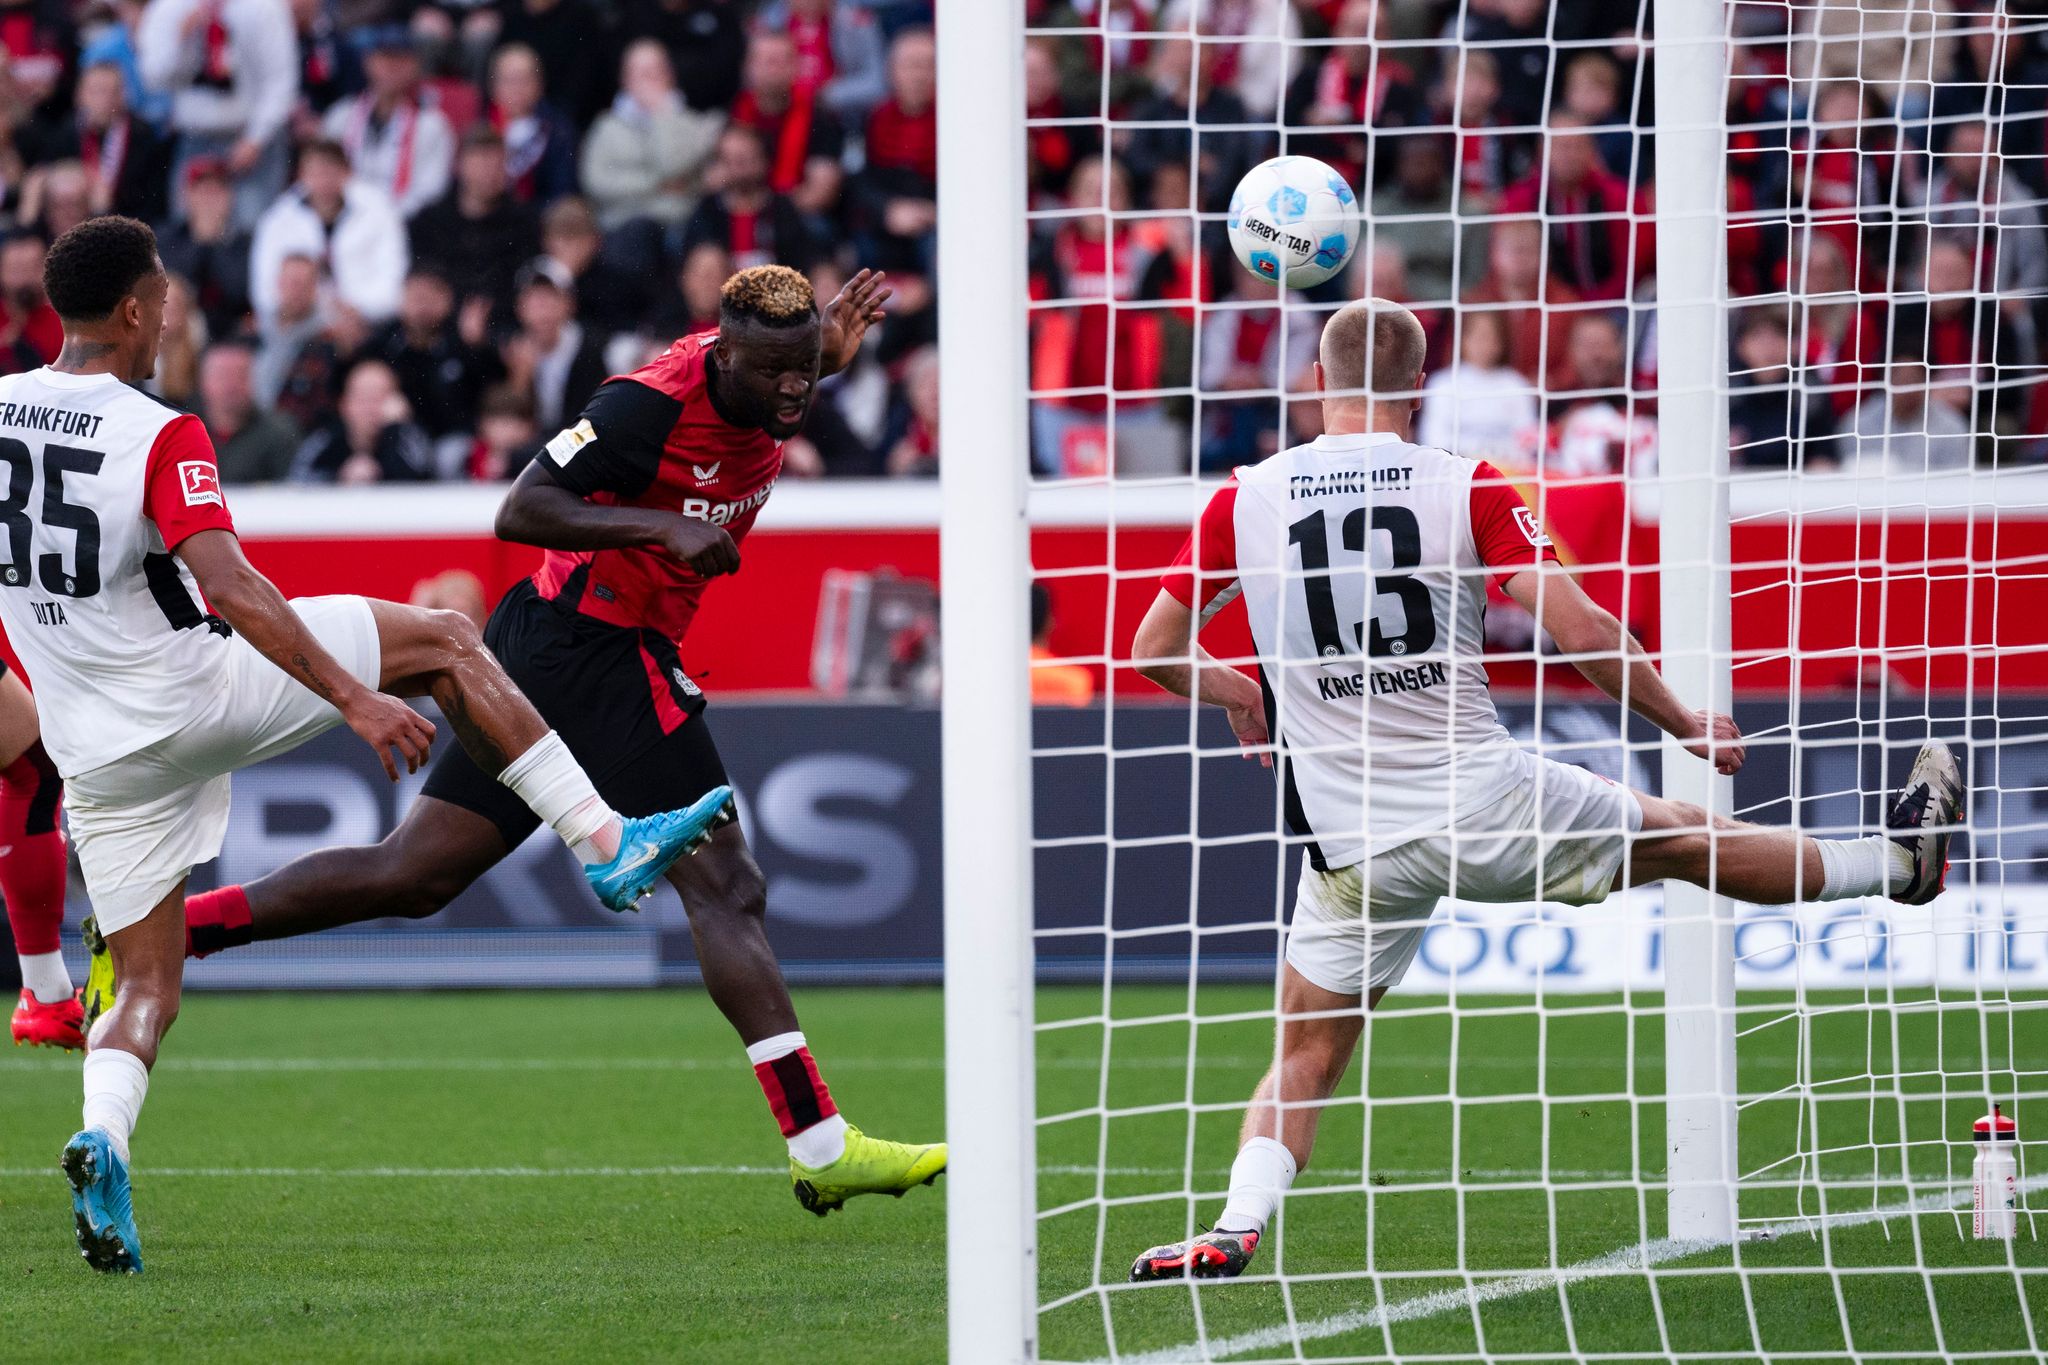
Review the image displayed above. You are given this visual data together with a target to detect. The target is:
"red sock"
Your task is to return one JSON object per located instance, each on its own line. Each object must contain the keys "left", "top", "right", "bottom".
{"left": 750, "top": 1038, "right": 839, "bottom": 1137}
{"left": 0, "top": 740, "right": 65, "bottom": 958}
{"left": 185, "top": 885, "right": 253, "bottom": 959}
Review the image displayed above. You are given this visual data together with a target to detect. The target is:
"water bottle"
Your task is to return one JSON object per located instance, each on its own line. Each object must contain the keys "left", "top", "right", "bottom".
{"left": 1973, "top": 1103, "right": 2018, "bottom": 1239}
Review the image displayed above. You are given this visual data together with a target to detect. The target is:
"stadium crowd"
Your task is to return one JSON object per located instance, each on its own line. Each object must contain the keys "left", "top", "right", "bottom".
{"left": 1024, "top": 0, "right": 2048, "bottom": 479}
{"left": 0, "top": 0, "right": 939, "bottom": 482}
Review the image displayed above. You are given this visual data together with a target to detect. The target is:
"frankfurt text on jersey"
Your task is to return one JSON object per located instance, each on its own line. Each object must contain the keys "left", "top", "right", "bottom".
{"left": 0, "top": 404, "right": 105, "bottom": 440}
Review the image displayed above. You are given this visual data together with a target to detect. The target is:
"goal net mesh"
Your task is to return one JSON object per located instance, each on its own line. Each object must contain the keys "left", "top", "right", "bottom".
{"left": 1019, "top": 1, "right": 2048, "bottom": 1359}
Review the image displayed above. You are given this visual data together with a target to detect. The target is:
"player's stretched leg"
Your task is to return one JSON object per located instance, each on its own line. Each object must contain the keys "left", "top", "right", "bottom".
{"left": 64, "top": 879, "right": 185, "bottom": 1274}
{"left": 0, "top": 669, "right": 78, "bottom": 1049}
{"left": 1625, "top": 740, "right": 1965, "bottom": 906}
{"left": 651, "top": 724, "right": 943, "bottom": 1215}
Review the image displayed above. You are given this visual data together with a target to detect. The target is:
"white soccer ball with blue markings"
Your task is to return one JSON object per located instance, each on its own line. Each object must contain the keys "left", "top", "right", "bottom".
{"left": 1226, "top": 155, "right": 1360, "bottom": 289}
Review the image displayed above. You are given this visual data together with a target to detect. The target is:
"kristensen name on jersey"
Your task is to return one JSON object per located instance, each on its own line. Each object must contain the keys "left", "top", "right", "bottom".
{"left": 1315, "top": 659, "right": 1451, "bottom": 702}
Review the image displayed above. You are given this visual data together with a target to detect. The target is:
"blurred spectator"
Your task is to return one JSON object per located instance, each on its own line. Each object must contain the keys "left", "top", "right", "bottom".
{"left": 0, "top": 0, "right": 76, "bottom": 120}
{"left": 647, "top": 238, "right": 729, "bottom": 339}
{"left": 409, "top": 567, "right": 488, "bottom": 625}
{"left": 412, "top": 125, "right": 541, "bottom": 319}
{"left": 580, "top": 39, "right": 723, "bottom": 239}
{"left": 1788, "top": 81, "right": 1912, "bottom": 288}
{"left": 754, "top": 0, "right": 888, "bottom": 124}
{"left": 151, "top": 272, "right": 205, "bottom": 404}
{"left": 1785, "top": 228, "right": 1878, "bottom": 418}
{"left": 1029, "top": 582, "right": 1094, "bottom": 707}
{"left": 1024, "top": 37, "right": 1087, "bottom": 206}
{"left": 137, "top": 0, "right": 298, "bottom": 230}
{"left": 486, "top": 43, "right": 579, "bottom": 207}
{"left": 1158, "top": 0, "right": 1297, "bottom": 119}
{"left": 1546, "top": 311, "right": 1656, "bottom": 478}
{"left": 1368, "top": 134, "right": 1478, "bottom": 308}
{"left": 465, "top": 384, "right": 538, "bottom": 479}
{"left": 362, "top": 266, "right": 500, "bottom": 455}
{"left": 0, "top": 232, "right": 55, "bottom": 372}
{"left": 1418, "top": 309, "right": 1536, "bottom": 466}
{"left": 1122, "top": 36, "right": 1257, "bottom": 214}
{"left": 503, "top": 257, "right": 605, "bottom": 432}
{"left": 615, "top": 0, "right": 744, "bottom": 114}
{"left": 538, "top": 194, "right": 641, "bottom": 338}
{"left": 1282, "top": 0, "right": 1422, "bottom": 192}
{"left": 679, "top": 123, "right": 821, "bottom": 274}
{"left": 730, "top": 29, "right": 845, "bottom": 224}
{"left": 253, "top": 251, "right": 350, "bottom": 431}
{"left": 79, "top": 0, "right": 170, "bottom": 127}
{"left": 1196, "top": 266, "right": 1313, "bottom": 469}
{"left": 848, "top": 26, "right": 934, "bottom": 275}
{"left": 884, "top": 344, "right": 937, "bottom": 477}
{"left": 1497, "top": 114, "right": 1639, "bottom": 300}
{"left": 1918, "top": 118, "right": 2048, "bottom": 316}
{"left": 250, "top": 137, "right": 407, "bottom": 323}
{"left": 322, "top": 26, "right": 454, "bottom": 219}
{"left": 1557, "top": 51, "right": 1633, "bottom": 179}
{"left": 15, "top": 157, "right": 92, "bottom": 239}
{"left": 497, "top": 0, "right": 606, "bottom": 126}
{"left": 1449, "top": 48, "right": 1527, "bottom": 218}
{"left": 293, "top": 356, "right": 435, "bottom": 482}
{"left": 287, "top": 0, "right": 355, "bottom": 121}
{"left": 1461, "top": 217, "right": 1580, "bottom": 392}
{"left": 1727, "top": 306, "right": 1837, "bottom": 470}
{"left": 200, "top": 339, "right": 300, "bottom": 483}
{"left": 1460, "top": 0, "right": 1549, "bottom": 125}
{"left": 1845, "top": 358, "right": 1974, "bottom": 474}
{"left": 21, "top": 60, "right": 170, "bottom": 222}
{"left": 1888, "top": 234, "right": 2035, "bottom": 434}
{"left": 156, "top": 155, "right": 250, "bottom": 337}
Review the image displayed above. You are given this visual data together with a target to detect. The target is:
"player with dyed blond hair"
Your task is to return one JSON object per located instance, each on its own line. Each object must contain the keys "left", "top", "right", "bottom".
{"left": 85, "top": 263, "right": 947, "bottom": 1220}
{"left": 1124, "top": 298, "right": 1963, "bottom": 1281}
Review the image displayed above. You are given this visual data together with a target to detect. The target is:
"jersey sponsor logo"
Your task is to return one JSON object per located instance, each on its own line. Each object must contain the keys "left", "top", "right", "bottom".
{"left": 679, "top": 479, "right": 777, "bottom": 528}
{"left": 1315, "top": 660, "right": 1449, "bottom": 701}
{"left": 1513, "top": 506, "right": 1552, "bottom": 548}
{"left": 178, "top": 460, "right": 222, "bottom": 507}
{"left": 544, "top": 419, "right": 598, "bottom": 467}
{"left": 691, "top": 461, "right": 722, "bottom": 483}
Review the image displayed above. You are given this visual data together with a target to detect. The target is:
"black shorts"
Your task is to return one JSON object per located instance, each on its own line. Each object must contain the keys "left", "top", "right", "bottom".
{"left": 419, "top": 580, "right": 730, "bottom": 847}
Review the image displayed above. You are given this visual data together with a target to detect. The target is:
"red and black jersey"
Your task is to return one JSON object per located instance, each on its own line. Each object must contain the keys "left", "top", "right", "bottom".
{"left": 533, "top": 331, "right": 781, "bottom": 645}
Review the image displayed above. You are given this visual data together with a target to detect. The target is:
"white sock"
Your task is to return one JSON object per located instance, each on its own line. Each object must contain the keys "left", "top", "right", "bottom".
{"left": 1815, "top": 834, "right": 1909, "bottom": 899}
{"left": 81, "top": 1049, "right": 149, "bottom": 1164}
{"left": 746, "top": 1032, "right": 849, "bottom": 1168}
{"left": 19, "top": 949, "right": 72, "bottom": 1003}
{"left": 497, "top": 732, "right": 622, "bottom": 863}
{"left": 1217, "top": 1135, "right": 1297, "bottom": 1235}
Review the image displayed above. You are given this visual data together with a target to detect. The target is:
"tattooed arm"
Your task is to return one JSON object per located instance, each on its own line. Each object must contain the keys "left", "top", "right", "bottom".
{"left": 173, "top": 530, "right": 435, "bottom": 780}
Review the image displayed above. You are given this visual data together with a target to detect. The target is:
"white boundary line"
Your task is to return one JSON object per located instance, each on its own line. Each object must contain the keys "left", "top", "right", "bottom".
{"left": 1084, "top": 1174, "right": 2048, "bottom": 1365}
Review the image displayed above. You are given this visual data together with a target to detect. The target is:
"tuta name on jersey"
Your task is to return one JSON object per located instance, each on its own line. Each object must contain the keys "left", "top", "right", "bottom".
{"left": 1316, "top": 659, "right": 1449, "bottom": 701}
{"left": 0, "top": 404, "right": 105, "bottom": 440}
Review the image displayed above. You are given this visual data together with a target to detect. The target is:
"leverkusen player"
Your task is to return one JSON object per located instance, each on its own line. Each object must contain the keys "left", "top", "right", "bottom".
{"left": 84, "top": 264, "right": 946, "bottom": 1216}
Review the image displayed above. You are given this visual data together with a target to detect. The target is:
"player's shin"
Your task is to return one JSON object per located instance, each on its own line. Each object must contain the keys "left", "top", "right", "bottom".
{"left": 1219, "top": 1136, "right": 1298, "bottom": 1236}
{"left": 1811, "top": 834, "right": 1912, "bottom": 900}
{"left": 748, "top": 1030, "right": 848, "bottom": 1167}
{"left": 0, "top": 740, "right": 70, "bottom": 1002}
{"left": 495, "top": 731, "right": 624, "bottom": 864}
{"left": 80, "top": 1048, "right": 147, "bottom": 1162}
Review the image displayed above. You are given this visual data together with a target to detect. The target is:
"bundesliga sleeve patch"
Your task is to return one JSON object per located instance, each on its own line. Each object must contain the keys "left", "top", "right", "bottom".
{"left": 178, "top": 460, "right": 222, "bottom": 507}
{"left": 1513, "top": 506, "right": 1551, "bottom": 548}
{"left": 544, "top": 419, "right": 598, "bottom": 468}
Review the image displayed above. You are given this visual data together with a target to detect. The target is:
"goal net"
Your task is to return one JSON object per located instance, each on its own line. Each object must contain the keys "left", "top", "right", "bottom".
{"left": 939, "top": 0, "right": 2048, "bottom": 1360}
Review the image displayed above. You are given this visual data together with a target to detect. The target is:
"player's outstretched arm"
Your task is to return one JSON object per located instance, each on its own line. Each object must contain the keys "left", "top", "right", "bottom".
{"left": 1132, "top": 589, "right": 1271, "bottom": 766}
{"left": 173, "top": 530, "right": 436, "bottom": 780}
{"left": 1500, "top": 565, "right": 1744, "bottom": 776}
{"left": 495, "top": 459, "right": 740, "bottom": 578}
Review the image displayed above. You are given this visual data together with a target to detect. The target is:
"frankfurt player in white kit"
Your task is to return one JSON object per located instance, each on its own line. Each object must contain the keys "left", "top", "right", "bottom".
{"left": 1125, "top": 299, "right": 1966, "bottom": 1282}
{"left": 5, "top": 218, "right": 737, "bottom": 1274}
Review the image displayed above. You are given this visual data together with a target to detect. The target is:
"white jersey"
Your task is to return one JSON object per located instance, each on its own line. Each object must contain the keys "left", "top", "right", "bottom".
{"left": 1163, "top": 431, "right": 1556, "bottom": 869}
{"left": 0, "top": 368, "right": 238, "bottom": 777}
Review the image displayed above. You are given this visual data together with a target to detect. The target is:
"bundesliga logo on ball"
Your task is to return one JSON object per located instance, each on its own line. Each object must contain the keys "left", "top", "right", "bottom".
{"left": 1227, "top": 155, "right": 1360, "bottom": 289}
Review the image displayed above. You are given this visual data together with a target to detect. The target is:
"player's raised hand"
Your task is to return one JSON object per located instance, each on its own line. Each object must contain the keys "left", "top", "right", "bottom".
{"left": 663, "top": 517, "right": 741, "bottom": 578}
{"left": 343, "top": 690, "right": 437, "bottom": 781}
{"left": 819, "top": 268, "right": 892, "bottom": 376}
{"left": 1682, "top": 709, "right": 1745, "bottom": 776}
{"left": 1226, "top": 702, "right": 1272, "bottom": 768}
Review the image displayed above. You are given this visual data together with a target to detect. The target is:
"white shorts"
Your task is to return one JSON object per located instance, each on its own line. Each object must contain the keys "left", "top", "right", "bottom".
{"left": 65, "top": 595, "right": 382, "bottom": 934}
{"left": 1285, "top": 752, "right": 1644, "bottom": 997}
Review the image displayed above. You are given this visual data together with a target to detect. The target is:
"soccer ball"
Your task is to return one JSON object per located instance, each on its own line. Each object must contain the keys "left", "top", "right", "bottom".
{"left": 1226, "top": 155, "right": 1360, "bottom": 289}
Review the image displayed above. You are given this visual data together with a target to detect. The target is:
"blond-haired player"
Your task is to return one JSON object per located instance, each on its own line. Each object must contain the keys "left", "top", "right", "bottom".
{"left": 1126, "top": 299, "right": 1963, "bottom": 1281}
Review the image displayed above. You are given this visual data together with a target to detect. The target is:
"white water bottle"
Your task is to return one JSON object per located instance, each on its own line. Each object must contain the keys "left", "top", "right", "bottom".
{"left": 1973, "top": 1104, "right": 2018, "bottom": 1240}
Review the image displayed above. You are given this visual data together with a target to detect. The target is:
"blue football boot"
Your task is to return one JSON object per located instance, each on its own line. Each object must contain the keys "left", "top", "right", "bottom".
{"left": 61, "top": 1128, "right": 142, "bottom": 1274}
{"left": 585, "top": 785, "right": 739, "bottom": 912}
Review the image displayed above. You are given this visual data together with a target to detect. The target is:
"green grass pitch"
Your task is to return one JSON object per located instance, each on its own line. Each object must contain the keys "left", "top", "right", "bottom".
{"left": 3, "top": 986, "right": 2045, "bottom": 1361}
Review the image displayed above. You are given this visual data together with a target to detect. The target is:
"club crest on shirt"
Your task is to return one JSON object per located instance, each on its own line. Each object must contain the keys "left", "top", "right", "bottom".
{"left": 1512, "top": 506, "right": 1551, "bottom": 547}
{"left": 178, "top": 460, "right": 222, "bottom": 507}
